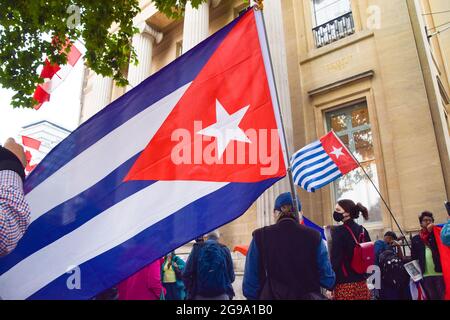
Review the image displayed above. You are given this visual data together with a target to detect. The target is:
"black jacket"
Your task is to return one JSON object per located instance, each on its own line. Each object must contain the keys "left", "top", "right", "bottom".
{"left": 411, "top": 232, "right": 442, "bottom": 274}
{"left": 0, "top": 146, "right": 25, "bottom": 181}
{"left": 253, "top": 217, "right": 322, "bottom": 298}
{"left": 330, "top": 219, "right": 371, "bottom": 285}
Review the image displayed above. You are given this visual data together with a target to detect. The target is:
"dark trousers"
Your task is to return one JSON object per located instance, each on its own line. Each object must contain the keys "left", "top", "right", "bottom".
{"left": 422, "top": 276, "right": 445, "bottom": 300}
{"left": 163, "top": 282, "right": 181, "bottom": 300}
{"left": 380, "top": 284, "right": 411, "bottom": 300}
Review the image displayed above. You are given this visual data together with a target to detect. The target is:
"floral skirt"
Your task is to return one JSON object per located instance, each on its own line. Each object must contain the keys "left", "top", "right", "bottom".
{"left": 333, "top": 281, "right": 371, "bottom": 300}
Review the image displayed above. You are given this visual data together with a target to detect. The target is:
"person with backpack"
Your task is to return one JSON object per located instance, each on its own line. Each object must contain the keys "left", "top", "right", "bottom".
{"left": 243, "top": 192, "right": 335, "bottom": 300}
{"left": 330, "top": 199, "right": 373, "bottom": 300}
{"left": 161, "top": 251, "right": 186, "bottom": 300}
{"left": 376, "top": 231, "right": 411, "bottom": 300}
{"left": 183, "top": 230, "right": 235, "bottom": 300}
{"left": 411, "top": 211, "right": 445, "bottom": 300}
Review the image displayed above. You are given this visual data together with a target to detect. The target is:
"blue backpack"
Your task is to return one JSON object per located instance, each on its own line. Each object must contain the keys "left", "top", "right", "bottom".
{"left": 196, "top": 242, "right": 229, "bottom": 297}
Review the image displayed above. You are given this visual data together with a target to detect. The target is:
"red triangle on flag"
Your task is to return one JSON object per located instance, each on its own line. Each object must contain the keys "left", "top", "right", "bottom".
{"left": 124, "top": 10, "right": 286, "bottom": 183}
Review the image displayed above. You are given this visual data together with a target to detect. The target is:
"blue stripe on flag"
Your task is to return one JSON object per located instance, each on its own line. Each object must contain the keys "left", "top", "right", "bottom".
{"left": 296, "top": 160, "right": 336, "bottom": 187}
{"left": 303, "top": 167, "right": 340, "bottom": 191}
{"left": 303, "top": 216, "right": 325, "bottom": 240}
{"left": 292, "top": 154, "right": 330, "bottom": 182}
{"left": 291, "top": 141, "right": 322, "bottom": 163}
{"left": 0, "top": 154, "right": 156, "bottom": 275}
{"left": 24, "top": 13, "right": 246, "bottom": 194}
{"left": 308, "top": 171, "right": 343, "bottom": 192}
{"left": 27, "top": 177, "right": 280, "bottom": 299}
{"left": 291, "top": 148, "right": 325, "bottom": 168}
{"left": 293, "top": 157, "right": 334, "bottom": 184}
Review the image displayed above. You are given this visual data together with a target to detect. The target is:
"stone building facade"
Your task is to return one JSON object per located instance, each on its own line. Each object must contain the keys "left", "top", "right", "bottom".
{"left": 78, "top": 0, "right": 450, "bottom": 299}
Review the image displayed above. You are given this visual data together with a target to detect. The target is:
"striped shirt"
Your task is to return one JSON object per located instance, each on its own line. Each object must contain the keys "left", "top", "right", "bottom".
{"left": 0, "top": 170, "right": 31, "bottom": 256}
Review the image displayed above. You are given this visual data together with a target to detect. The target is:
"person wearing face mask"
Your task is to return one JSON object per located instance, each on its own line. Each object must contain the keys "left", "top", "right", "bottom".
{"left": 330, "top": 199, "right": 371, "bottom": 300}
{"left": 242, "top": 192, "right": 335, "bottom": 300}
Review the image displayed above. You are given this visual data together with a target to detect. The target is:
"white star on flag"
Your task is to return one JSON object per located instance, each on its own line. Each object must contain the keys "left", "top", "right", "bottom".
{"left": 330, "top": 146, "right": 344, "bottom": 159}
{"left": 197, "top": 99, "right": 251, "bottom": 158}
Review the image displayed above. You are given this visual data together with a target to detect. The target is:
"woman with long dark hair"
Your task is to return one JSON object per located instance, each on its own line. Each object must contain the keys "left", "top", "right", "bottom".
{"left": 330, "top": 199, "right": 371, "bottom": 300}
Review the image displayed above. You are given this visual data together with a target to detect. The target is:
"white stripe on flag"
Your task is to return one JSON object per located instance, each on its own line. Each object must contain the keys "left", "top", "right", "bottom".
{"left": 307, "top": 170, "right": 342, "bottom": 192}
{"left": 293, "top": 157, "right": 334, "bottom": 185}
{"left": 300, "top": 162, "right": 338, "bottom": 190}
{"left": 0, "top": 180, "right": 227, "bottom": 300}
{"left": 291, "top": 145, "right": 324, "bottom": 168}
{"left": 254, "top": 10, "right": 288, "bottom": 170}
{"left": 26, "top": 83, "right": 191, "bottom": 223}
{"left": 291, "top": 141, "right": 321, "bottom": 159}
{"left": 293, "top": 151, "right": 328, "bottom": 171}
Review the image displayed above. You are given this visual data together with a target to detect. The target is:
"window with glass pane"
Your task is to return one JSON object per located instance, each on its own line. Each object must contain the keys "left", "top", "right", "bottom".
{"left": 326, "top": 102, "right": 382, "bottom": 225}
{"left": 312, "top": 0, "right": 352, "bottom": 26}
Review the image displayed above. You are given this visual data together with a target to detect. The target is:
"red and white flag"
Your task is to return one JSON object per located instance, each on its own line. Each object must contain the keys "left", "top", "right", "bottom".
{"left": 33, "top": 41, "right": 82, "bottom": 110}
{"left": 22, "top": 136, "right": 42, "bottom": 150}
{"left": 21, "top": 135, "right": 41, "bottom": 174}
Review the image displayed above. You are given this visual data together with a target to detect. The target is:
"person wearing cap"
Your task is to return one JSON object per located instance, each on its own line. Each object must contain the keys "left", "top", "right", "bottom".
{"left": 242, "top": 192, "right": 335, "bottom": 300}
{"left": 0, "top": 137, "right": 31, "bottom": 256}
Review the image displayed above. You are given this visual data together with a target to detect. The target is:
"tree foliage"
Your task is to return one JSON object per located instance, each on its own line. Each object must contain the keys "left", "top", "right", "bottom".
{"left": 0, "top": 1, "right": 140, "bottom": 109}
{"left": 151, "top": 0, "right": 208, "bottom": 19}
{"left": 0, "top": 0, "right": 217, "bottom": 109}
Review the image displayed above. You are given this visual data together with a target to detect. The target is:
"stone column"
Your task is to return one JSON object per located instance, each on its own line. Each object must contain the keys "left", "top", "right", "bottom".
{"left": 256, "top": 0, "right": 295, "bottom": 228}
{"left": 182, "top": 0, "right": 221, "bottom": 53}
{"left": 127, "top": 22, "right": 163, "bottom": 89}
{"left": 81, "top": 73, "right": 113, "bottom": 122}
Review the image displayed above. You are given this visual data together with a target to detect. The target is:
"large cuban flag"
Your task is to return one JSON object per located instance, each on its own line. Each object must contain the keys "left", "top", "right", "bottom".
{"left": 0, "top": 8, "right": 288, "bottom": 299}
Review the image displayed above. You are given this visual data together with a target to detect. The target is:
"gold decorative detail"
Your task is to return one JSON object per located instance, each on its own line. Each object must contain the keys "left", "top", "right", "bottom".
{"left": 254, "top": 0, "right": 264, "bottom": 11}
{"left": 326, "top": 55, "right": 353, "bottom": 72}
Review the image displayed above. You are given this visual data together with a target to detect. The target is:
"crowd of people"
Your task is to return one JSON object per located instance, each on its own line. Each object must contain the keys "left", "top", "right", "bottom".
{"left": 1, "top": 138, "right": 449, "bottom": 300}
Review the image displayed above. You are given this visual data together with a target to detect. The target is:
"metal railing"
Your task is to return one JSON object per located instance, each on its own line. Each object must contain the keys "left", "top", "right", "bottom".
{"left": 312, "top": 12, "right": 355, "bottom": 48}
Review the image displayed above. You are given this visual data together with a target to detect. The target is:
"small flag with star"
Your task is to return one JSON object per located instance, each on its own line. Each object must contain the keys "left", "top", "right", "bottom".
{"left": 291, "top": 131, "right": 359, "bottom": 192}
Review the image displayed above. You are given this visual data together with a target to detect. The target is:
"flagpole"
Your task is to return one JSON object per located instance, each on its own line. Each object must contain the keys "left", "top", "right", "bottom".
{"left": 356, "top": 160, "right": 411, "bottom": 248}
{"left": 334, "top": 129, "right": 411, "bottom": 248}
{"left": 254, "top": 2, "right": 301, "bottom": 218}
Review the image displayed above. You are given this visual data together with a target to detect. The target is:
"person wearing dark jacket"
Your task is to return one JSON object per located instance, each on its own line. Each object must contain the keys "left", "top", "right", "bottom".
{"left": 183, "top": 231, "right": 235, "bottom": 300}
{"left": 411, "top": 211, "right": 445, "bottom": 300}
{"left": 243, "top": 192, "right": 335, "bottom": 300}
{"left": 183, "top": 236, "right": 204, "bottom": 300}
{"left": 330, "top": 199, "right": 371, "bottom": 300}
{"left": 0, "top": 138, "right": 30, "bottom": 256}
